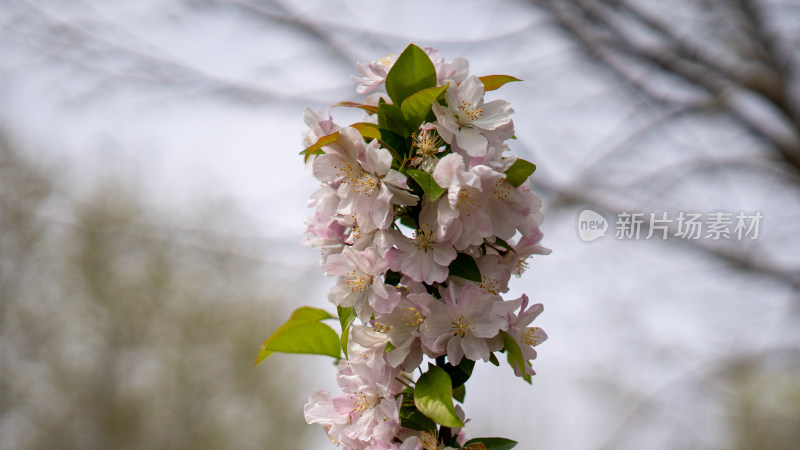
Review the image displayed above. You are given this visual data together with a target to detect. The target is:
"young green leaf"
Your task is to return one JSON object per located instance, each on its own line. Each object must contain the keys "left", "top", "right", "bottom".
{"left": 332, "top": 101, "right": 378, "bottom": 114}
{"left": 400, "top": 84, "right": 448, "bottom": 131}
{"left": 385, "top": 44, "right": 437, "bottom": 106}
{"left": 463, "top": 437, "right": 518, "bottom": 450}
{"left": 299, "top": 123, "right": 383, "bottom": 162}
{"left": 478, "top": 75, "right": 522, "bottom": 92}
{"left": 448, "top": 253, "right": 482, "bottom": 283}
{"left": 503, "top": 158, "right": 536, "bottom": 188}
{"left": 254, "top": 307, "right": 338, "bottom": 366}
{"left": 500, "top": 330, "right": 532, "bottom": 384}
{"left": 337, "top": 306, "right": 357, "bottom": 359}
{"left": 350, "top": 122, "right": 383, "bottom": 141}
{"left": 414, "top": 366, "right": 465, "bottom": 428}
{"left": 300, "top": 131, "right": 338, "bottom": 162}
{"left": 406, "top": 168, "right": 446, "bottom": 201}
{"left": 463, "top": 444, "right": 488, "bottom": 450}
{"left": 452, "top": 384, "right": 466, "bottom": 403}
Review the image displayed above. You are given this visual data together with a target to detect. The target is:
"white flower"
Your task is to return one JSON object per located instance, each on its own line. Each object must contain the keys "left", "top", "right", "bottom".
{"left": 353, "top": 54, "right": 398, "bottom": 94}
{"left": 313, "top": 126, "right": 418, "bottom": 232}
{"left": 432, "top": 153, "right": 502, "bottom": 250}
{"left": 325, "top": 246, "right": 398, "bottom": 321}
{"left": 432, "top": 75, "right": 514, "bottom": 156}
{"left": 419, "top": 284, "right": 509, "bottom": 364}
{"left": 504, "top": 294, "right": 547, "bottom": 377}
{"left": 385, "top": 201, "right": 457, "bottom": 284}
{"left": 373, "top": 292, "right": 436, "bottom": 371}
{"left": 424, "top": 47, "right": 469, "bottom": 85}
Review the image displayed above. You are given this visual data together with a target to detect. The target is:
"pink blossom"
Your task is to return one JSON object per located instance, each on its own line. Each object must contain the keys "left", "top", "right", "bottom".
{"left": 314, "top": 126, "right": 417, "bottom": 232}
{"left": 449, "top": 254, "right": 512, "bottom": 296}
{"left": 419, "top": 284, "right": 509, "bottom": 364}
{"left": 332, "top": 358, "right": 401, "bottom": 445}
{"left": 374, "top": 292, "right": 436, "bottom": 371}
{"left": 506, "top": 229, "right": 552, "bottom": 277}
{"left": 302, "top": 184, "right": 347, "bottom": 263}
{"left": 504, "top": 294, "right": 547, "bottom": 377}
{"left": 432, "top": 153, "right": 502, "bottom": 250}
{"left": 424, "top": 47, "right": 469, "bottom": 85}
{"left": 353, "top": 54, "right": 399, "bottom": 94}
{"left": 432, "top": 76, "right": 514, "bottom": 156}
{"left": 325, "top": 246, "right": 398, "bottom": 321}
{"left": 385, "top": 201, "right": 457, "bottom": 284}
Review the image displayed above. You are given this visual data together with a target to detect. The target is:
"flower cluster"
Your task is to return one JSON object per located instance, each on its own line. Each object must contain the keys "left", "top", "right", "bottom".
{"left": 258, "top": 44, "right": 550, "bottom": 450}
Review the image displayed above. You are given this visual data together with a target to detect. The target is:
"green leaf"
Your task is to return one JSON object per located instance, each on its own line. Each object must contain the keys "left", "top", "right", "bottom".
{"left": 489, "top": 352, "right": 500, "bottom": 366}
{"left": 385, "top": 44, "right": 437, "bottom": 106}
{"left": 464, "top": 444, "right": 488, "bottom": 450}
{"left": 332, "top": 101, "right": 378, "bottom": 114}
{"left": 378, "top": 103, "right": 410, "bottom": 136}
{"left": 400, "top": 84, "right": 448, "bottom": 131}
{"left": 377, "top": 128, "right": 407, "bottom": 160}
{"left": 337, "top": 306, "right": 357, "bottom": 359}
{"left": 384, "top": 269, "right": 402, "bottom": 286}
{"left": 398, "top": 213, "right": 419, "bottom": 230}
{"left": 452, "top": 384, "right": 466, "bottom": 403}
{"left": 399, "top": 402, "right": 438, "bottom": 433}
{"left": 254, "top": 307, "right": 338, "bottom": 366}
{"left": 463, "top": 437, "right": 518, "bottom": 450}
{"left": 503, "top": 159, "right": 536, "bottom": 188}
{"left": 406, "top": 168, "right": 446, "bottom": 201}
{"left": 441, "top": 358, "right": 475, "bottom": 388}
{"left": 299, "top": 131, "right": 338, "bottom": 162}
{"left": 414, "top": 366, "right": 465, "bottom": 428}
{"left": 491, "top": 237, "right": 516, "bottom": 254}
{"left": 351, "top": 122, "right": 383, "bottom": 141}
{"left": 448, "top": 253, "right": 482, "bottom": 283}
{"left": 478, "top": 75, "right": 522, "bottom": 92}
{"left": 298, "top": 123, "right": 383, "bottom": 162}
{"left": 500, "top": 330, "right": 532, "bottom": 384}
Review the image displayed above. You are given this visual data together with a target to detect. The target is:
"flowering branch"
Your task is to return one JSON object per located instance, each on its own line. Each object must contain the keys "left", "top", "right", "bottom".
{"left": 256, "top": 43, "right": 551, "bottom": 450}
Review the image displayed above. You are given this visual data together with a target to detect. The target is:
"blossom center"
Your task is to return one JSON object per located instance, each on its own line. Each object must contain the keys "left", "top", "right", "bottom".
{"left": 346, "top": 270, "right": 373, "bottom": 293}
{"left": 420, "top": 431, "right": 438, "bottom": 450}
{"left": 457, "top": 99, "right": 483, "bottom": 123}
{"left": 514, "top": 257, "right": 530, "bottom": 276}
{"left": 456, "top": 188, "right": 479, "bottom": 216}
{"left": 480, "top": 275, "right": 500, "bottom": 295}
{"left": 377, "top": 55, "right": 395, "bottom": 68}
{"left": 351, "top": 171, "right": 381, "bottom": 196}
{"left": 373, "top": 321, "right": 392, "bottom": 333}
{"left": 493, "top": 178, "right": 511, "bottom": 200}
{"left": 352, "top": 391, "right": 376, "bottom": 413}
{"left": 403, "top": 307, "right": 425, "bottom": 328}
{"left": 522, "top": 327, "right": 544, "bottom": 347}
{"left": 333, "top": 161, "right": 359, "bottom": 180}
{"left": 413, "top": 128, "right": 443, "bottom": 157}
{"left": 413, "top": 225, "right": 436, "bottom": 251}
{"left": 451, "top": 315, "right": 476, "bottom": 337}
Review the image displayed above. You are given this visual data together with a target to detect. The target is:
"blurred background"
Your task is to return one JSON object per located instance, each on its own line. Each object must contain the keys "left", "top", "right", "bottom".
{"left": 1, "top": 0, "right": 799, "bottom": 449}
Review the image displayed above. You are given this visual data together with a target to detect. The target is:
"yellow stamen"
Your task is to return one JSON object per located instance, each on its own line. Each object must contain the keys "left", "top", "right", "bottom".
{"left": 403, "top": 307, "right": 424, "bottom": 328}
{"left": 451, "top": 315, "right": 475, "bottom": 337}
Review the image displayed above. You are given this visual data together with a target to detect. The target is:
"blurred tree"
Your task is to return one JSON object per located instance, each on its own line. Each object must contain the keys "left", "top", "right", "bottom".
{"left": 2, "top": 0, "right": 800, "bottom": 448}
{"left": 0, "top": 133, "right": 310, "bottom": 450}
{"left": 525, "top": 0, "right": 800, "bottom": 288}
